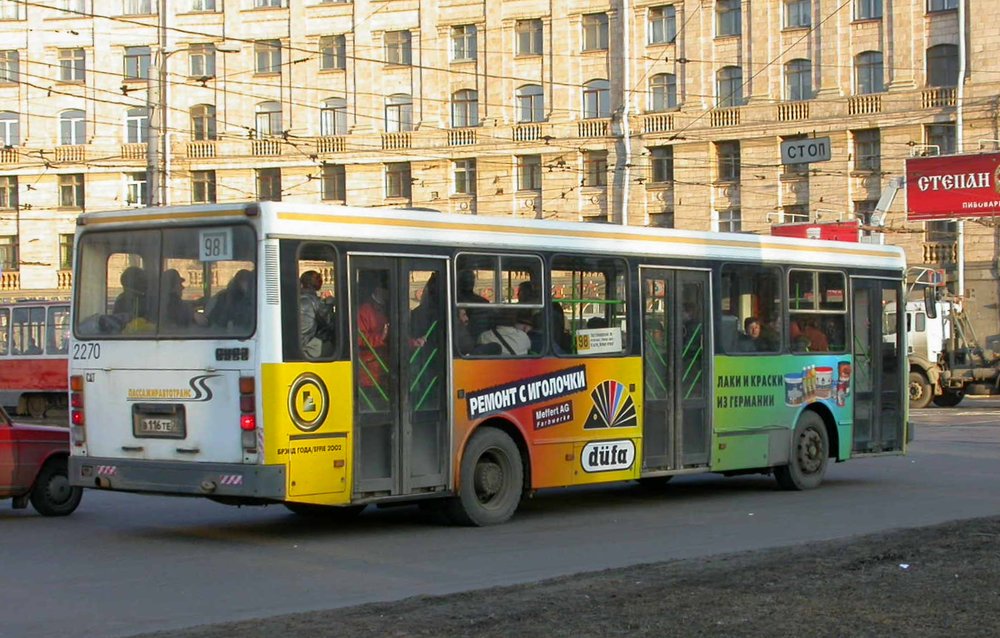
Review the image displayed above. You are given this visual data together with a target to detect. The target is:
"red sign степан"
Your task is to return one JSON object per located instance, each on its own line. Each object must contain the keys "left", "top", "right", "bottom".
{"left": 905, "top": 152, "right": 1000, "bottom": 221}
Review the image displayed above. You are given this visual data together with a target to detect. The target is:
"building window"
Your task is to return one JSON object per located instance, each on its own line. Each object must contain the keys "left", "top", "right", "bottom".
{"left": 257, "top": 168, "right": 282, "bottom": 201}
{"left": 928, "top": 0, "right": 957, "bottom": 11}
{"left": 0, "top": 111, "right": 19, "bottom": 146}
{"left": 189, "top": 44, "right": 216, "bottom": 78}
{"left": 925, "top": 123, "right": 957, "bottom": 156}
{"left": 192, "top": 170, "right": 216, "bottom": 203}
{"left": 0, "top": 236, "right": 16, "bottom": 272}
{"left": 254, "top": 0, "right": 283, "bottom": 7}
{"left": 126, "top": 172, "right": 147, "bottom": 205}
{"left": 926, "top": 44, "right": 959, "bottom": 87}
{"left": 855, "top": 51, "right": 884, "bottom": 94}
{"left": 515, "top": 84, "right": 544, "bottom": 123}
{"left": 853, "top": 129, "right": 881, "bottom": 172}
{"left": 59, "top": 234, "right": 74, "bottom": 271}
{"left": 190, "top": 0, "right": 217, "bottom": 11}
{"left": 124, "top": 46, "right": 150, "bottom": 80}
{"left": 584, "top": 151, "right": 608, "bottom": 187}
{"left": 451, "top": 25, "right": 477, "bottom": 62}
{"left": 385, "top": 162, "right": 411, "bottom": 199}
{"left": 59, "top": 174, "right": 85, "bottom": 208}
{"left": 0, "top": 0, "right": 22, "bottom": 19}
{"left": 320, "top": 35, "right": 346, "bottom": 70}
{"left": 785, "top": 59, "right": 812, "bottom": 101}
{"left": 255, "top": 101, "right": 282, "bottom": 138}
{"left": 854, "top": 200, "right": 877, "bottom": 225}
{"left": 785, "top": 0, "right": 811, "bottom": 27}
{"left": 125, "top": 107, "right": 148, "bottom": 144}
{"left": 321, "top": 164, "right": 346, "bottom": 201}
{"left": 0, "top": 50, "right": 17, "bottom": 83}
{"left": 452, "top": 89, "right": 479, "bottom": 128}
{"left": 925, "top": 220, "right": 957, "bottom": 243}
{"left": 649, "top": 73, "right": 677, "bottom": 111}
{"left": 0, "top": 175, "right": 16, "bottom": 209}
{"left": 717, "top": 66, "right": 744, "bottom": 107}
{"left": 516, "top": 19, "right": 543, "bottom": 55}
{"left": 582, "top": 13, "right": 609, "bottom": 51}
{"left": 59, "top": 0, "right": 87, "bottom": 13}
{"left": 255, "top": 40, "right": 282, "bottom": 74}
{"left": 648, "top": 5, "right": 676, "bottom": 44}
{"left": 320, "top": 98, "right": 348, "bottom": 136}
{"left": 385, "top": 94, "right": 413, "bottom": 132}
{"left": 650, "top": 146, "right": 674, "bottom": 183}
{"left": 582, "top": 79, "right": 611, "bottom": 119}
{"left": 59, "top": 109, "right": 86, "bottom": 145}
{"left": 453, "top": 159, "right": 476, "bottom": 195}
{"left": 716, "top": 0, "right": 741, "bottom": 36}
{"left": 190, "top": 104, "right": 217, "bottom": 141}
{"left": 385, "top": 31, "right": 412, "bottom": 66}
{"left": 716, "top": 140, "right": 740, "bottom": 182}
{"left": 783, "top": 205, "right": 809, "bottom": 223}
{"left": 717, "top": 208, "right": 742, "bottom": 233}
{"left": 123, "top": 0, "right": 152, "bottom": 14}
{"left": 59, "top": 48, "right": 85, "bottom": 82}
{"left": 855, "top": 0, "right": 882, "bottom": 19}
{"left": 517, "top": 155, "right": 542, "bottom": 191}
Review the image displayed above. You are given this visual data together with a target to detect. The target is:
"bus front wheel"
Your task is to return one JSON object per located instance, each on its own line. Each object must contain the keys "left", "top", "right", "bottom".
{"left": 446, "top": 428, "right": 523, "bottom": 526}
{"left": 775, "top": 412, "right": 829, "bottom": 491}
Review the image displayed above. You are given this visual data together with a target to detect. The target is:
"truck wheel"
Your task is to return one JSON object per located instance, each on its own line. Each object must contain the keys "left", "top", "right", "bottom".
{"left": 445, "top": 428, "right": 523, "bottom": 526}
{"left": 30, "top": 458, "right": 83, "bottom": 516}
{"left": 774, "top": 412, "right": 829, "bottom": 491}
{"left": 908, "top": 372, "right": 933, "bottom": 409}
{"left": 932, "top": 390, "right": 964, "bottom": 408}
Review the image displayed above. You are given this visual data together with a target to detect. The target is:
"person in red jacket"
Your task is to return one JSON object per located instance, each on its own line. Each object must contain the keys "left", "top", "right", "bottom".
{"left": 357, "top": 281, "right": 390, "bottom": 404}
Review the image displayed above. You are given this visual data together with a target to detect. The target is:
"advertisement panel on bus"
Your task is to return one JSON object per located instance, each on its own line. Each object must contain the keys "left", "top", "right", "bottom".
{"left": 905, "top": 152, "right": 1000, "bottom": 221}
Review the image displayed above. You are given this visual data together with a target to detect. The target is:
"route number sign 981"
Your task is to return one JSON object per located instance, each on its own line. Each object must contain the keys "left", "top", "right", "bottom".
{"left": 199, "top": 228, "right": 233, "bottom": 262}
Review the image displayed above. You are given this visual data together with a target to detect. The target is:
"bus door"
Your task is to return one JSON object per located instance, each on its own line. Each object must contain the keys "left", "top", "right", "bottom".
{"left": 639, "top": 267, "right": 712, "bottom": 472}
{"left": 851, "top": 277, "right": 904, "bottom": 453}
{"left": 350, "top": 255, "right": 450, "bottom": 498}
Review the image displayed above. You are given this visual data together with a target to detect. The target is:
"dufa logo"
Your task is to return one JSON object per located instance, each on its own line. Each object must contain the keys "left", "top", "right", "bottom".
{"left": 581, "top": 439, "right": 636, "bottom": 473}
{"left": 584, "top": 379, "right": 638, "bottom": 429}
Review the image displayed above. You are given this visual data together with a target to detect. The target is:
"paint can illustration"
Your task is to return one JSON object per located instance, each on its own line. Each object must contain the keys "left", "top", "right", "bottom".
{"left": 785, "top": 373, "right": 804, "bottom": 406}
{"left": 815, "top": 366, "right": 834, "bottom": 399}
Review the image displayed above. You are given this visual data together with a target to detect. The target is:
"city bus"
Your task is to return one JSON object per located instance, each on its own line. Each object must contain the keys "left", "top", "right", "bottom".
{"left": 67, "top": 203, "right": 907, "bottom": 525}
{"left": 0, "top": 300, "right": 71, "bottom": 418}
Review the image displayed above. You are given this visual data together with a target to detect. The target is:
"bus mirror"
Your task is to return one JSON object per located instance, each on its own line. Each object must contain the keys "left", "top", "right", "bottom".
{"left": 923, "top": 287, "right": 937, "bottom": 320}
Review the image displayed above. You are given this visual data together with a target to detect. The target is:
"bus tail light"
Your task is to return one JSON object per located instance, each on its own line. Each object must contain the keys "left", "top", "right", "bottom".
{"left": 239, "top": 376, "right": 256, "bottom": 452}
{"left": 69, "top": 375, "right": 86, "bottom": 446}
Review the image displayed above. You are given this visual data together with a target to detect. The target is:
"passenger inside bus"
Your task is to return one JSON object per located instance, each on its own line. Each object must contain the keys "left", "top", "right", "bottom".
{"left": 161, "top": 269, "right": 207, "bottom": 329}
{"left": 516, "top": 280, "right": 570, "bottom": 353}
{"left": 477, "top": 310, "right": 532, "bottom": 356}
{"left": 113, "top": 266, "right": 152, "bottom": 323}
{"left": 737, "top": 316, "right": 764, "bottom": 352}
{"left": 298, "top": 270, "right": 336, "bottom": 358}
{"left": 790, "top": 317, "right": 830, "bottom": 352}
{"left": 357, "top": 273, "right": 390, "bottom": 409}
{"left": 457, "top": 269, "right": 491, "bottom": 338}
{"left": 208, "top": 269, "right": 255, "bottom": 331}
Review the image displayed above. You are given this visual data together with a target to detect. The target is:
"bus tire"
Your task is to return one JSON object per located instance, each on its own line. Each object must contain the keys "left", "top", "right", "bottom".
{"left": 30, "top": 457, "right": 83, "bottom": 517}
{"left": 932, "top": 389, "right": 964, "bottom": 408}
{"left": 284, "top": 503, "right": 366, "bottom": 520}
{"left": 445, "top": 428, "right": 523, "bottom": 526}
{"left": 908, "top": 371, "right": 933, "bottom": 410}
{"left": 774, "top": 412, "right": 829, "bottom": 491}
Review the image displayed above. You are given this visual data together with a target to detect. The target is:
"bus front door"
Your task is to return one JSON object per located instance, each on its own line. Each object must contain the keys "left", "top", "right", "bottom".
{"left": 351, "top": 256, "right": 450, "bottom": 498}
{"left": 851, "top": 277, "right": 905, "bottom": 453}
{"left": 640, "top": 267, "right": 712, "bottom": 473}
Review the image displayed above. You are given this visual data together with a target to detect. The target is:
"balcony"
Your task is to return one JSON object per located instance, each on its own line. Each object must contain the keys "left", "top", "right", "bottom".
{"left": 578, "top": 118, "right": 610, "bottom": 138}
{"left": 777, "top": 102, "right": 809, "bottom": 122}
{"left": 922, "top": 87, "right": 956, "bottom": 108}
{"left": 0, "top": 147, "right": 18, "bottom": 163}
{"left": 513, "top": 123, "right": 541, "bottom": 142}
{"left": 641, "top": 113, "right": 674, "bottom": 133}
{"left": 710, "top": 108, "right": 741, "bottom": 128}
{"left": 0, "top": 270, "right": 19, "bottom": 291}
{"left": 251, "top": 139, "right": 282, "bottom": 156}
{"left": 848, "top": 94, "right": 882, "bottom": 115}
{"left": 54, "top": 145, "right": 86, "bottom": 163}
{"left": 316, "top": 136, "right": 346, "bottom": 154}
{"left": 120, "top": 143, "right": 146, "bottom": 160}
{"left": 382, "top": 132, "right": 411, "bottom": 150}
{"left": 186, "top": 141, "right": 217, "bottom": 159}
{"left": 448, "top": 129, "right": 477, "bottom": 146}
{"left": 923, "top": 242, "right": 957, "bottom": 264}
{"left": 57, "top": 270, "right": 72, "bottom": 290}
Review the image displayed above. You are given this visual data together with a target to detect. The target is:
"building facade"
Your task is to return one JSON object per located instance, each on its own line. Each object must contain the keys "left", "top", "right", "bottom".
{"left": 0, "top": 0, "right": 997, "bottom": 337}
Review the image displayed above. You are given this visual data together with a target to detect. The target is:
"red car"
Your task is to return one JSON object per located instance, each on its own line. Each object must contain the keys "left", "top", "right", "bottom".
{"left": 0, "top": 405, "right": 82, "bottom": 516}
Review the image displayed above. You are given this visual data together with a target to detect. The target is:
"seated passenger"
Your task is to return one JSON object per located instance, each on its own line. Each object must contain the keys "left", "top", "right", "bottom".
{"left": 161, "top": 269, "right": 206, "bottom": 329}
{"left": 208, "top": 269, "right": 255, "bottom": 331}
{"left": 477, "top": 310, "right": 532, "bottom": 356}
{"left": 791, "top": 317, "right": 829, "bottom": 352}
{"left": 737, "top": 317, "right": 764, "bottom": 352}
{"left": 113, "top": 266, "right": 152, "bottom": 322}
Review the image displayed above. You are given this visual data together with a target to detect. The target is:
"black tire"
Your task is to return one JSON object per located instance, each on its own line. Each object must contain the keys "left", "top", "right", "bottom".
{"left": 908, "top": 371, "right": 933, "bottom": 410}
{"left": 932, "top": 389, "right": 964, "bottom": 408}
{"left": 284, "top": 503, "right": 366, "bottom": 520}
{"left": 30, "top": 457, "right": 83, "bottom": 516}
{"left": 445, "top": 428, "right": 523, "bottom": 526}
{"left": 774, "top": 411, "right": 829, "bottom": 491}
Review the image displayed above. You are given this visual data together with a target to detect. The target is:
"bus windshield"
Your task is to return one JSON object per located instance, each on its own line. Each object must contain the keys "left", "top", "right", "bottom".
{"left": 74, "top": 225, "right": 257, "bottom": 339}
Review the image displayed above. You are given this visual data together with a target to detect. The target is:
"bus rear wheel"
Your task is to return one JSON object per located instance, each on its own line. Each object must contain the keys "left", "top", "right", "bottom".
{"left": 908, "top": 372, "right": 933, "bottom": 410}
{"left": 446, "top": 428, "right": 523, "bottom": 526}
{"left": 775, "top": 412, "right": 829, "bottom": 491}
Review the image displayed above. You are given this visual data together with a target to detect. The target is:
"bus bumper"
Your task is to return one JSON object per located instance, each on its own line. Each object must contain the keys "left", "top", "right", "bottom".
{"left": 69, "top": 456, "right": 286, "bottom": 501}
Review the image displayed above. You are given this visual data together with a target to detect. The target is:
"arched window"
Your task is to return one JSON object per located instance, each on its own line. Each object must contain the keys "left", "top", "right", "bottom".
{"left": 125, "top": 107, "right": 148, "bottom": 144}
{"left": 784, "top": 59, "right": 812, "bottom": 101}
{"left": 0, "top": 111, "right": 19, "bottom": 146}
{"left": 320, "top": 98, "right": 347, "bottom": 136}
{"left": 649, "top": 73, "right": 677, "bottom": 111}
{"left": 190, "top": 104, "right": 217, "bottom": 141}
{"left": 385, "top": 94, "right": 413, "bottom": 132}
{"left": 582, "top": 79, "right": 610, "bottom": 119}
{"left": 255, "top": 101, "right": 282, "bottom": 138}
{"left": 515, "top": 84, "right": 544, "bottom": 123}
{"left": 926, "top": 44, "right": 959, "bottom": 87}
{"left": 451, "top": 89, "right": 479, "bottom": 128}
{"left": 716, "top": 66, "right": 744, "bottom": 107}
{"left": 855, "top": 51, "right": 884, "bottom": 94}
{"left": 59, "top": 109, "right": 85, "bottom": 145}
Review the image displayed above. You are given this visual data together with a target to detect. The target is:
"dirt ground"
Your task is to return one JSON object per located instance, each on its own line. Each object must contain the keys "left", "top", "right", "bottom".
{"left": 139, "top": 515, "right": 1000, "bottom": 638}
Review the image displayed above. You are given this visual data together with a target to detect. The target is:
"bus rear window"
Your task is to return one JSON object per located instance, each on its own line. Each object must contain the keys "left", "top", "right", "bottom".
{"left": 74, "top": 225, "right": 257, "bottom": 339}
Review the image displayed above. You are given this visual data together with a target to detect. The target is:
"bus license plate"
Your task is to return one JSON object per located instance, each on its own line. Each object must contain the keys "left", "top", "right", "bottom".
{"left": 132, "top": 405, "right": 186, "bottom": 439}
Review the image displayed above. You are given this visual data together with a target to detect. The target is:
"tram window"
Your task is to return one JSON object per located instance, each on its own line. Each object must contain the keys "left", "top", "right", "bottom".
{"left": 46, "top": 305, "right": 71, "bottom": 354}
{"left": 454, "top": 253, "right": 543, "bottom": 356}
{"left": 0, "top": 307, "right": 8, "bottom": 355}
{"left": 788, "top": 269, "right": 847, "bottom": 353}
{"left": 550, "top": 256, "right": 627, "bottom": 356}
{"left": 720, "top": 265, "right": 781, "bottom": 354}
{"left": 296, "top": 244, "right": 338, "bottom": 360}
{"left": 11, "top": 306, "right": 45, "bottom": 355}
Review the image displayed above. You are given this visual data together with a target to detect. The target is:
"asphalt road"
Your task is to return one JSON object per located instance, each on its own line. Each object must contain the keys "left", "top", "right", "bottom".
{"left": 2, "top": 399, "right": 999, "bottom": 638}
